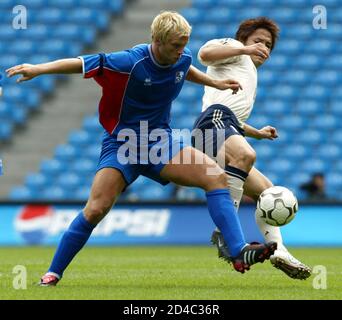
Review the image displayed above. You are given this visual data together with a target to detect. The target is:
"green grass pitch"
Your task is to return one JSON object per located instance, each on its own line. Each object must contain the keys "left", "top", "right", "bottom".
{"left": 0, "top": 246, "right": 341, "bottom": 300}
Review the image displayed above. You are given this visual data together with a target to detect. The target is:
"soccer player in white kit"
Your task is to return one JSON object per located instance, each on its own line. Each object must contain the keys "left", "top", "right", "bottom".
{"left": 192, "top": 17, "right": 311, "bottom": 279}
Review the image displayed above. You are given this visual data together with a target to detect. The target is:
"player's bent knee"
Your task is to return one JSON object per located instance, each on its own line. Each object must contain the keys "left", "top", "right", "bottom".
{"left": 232, "top": 148, "right": 256, "bottom": 169}
{"left": 83, "top": 200, "right": 113, "bottom": 224}
{"left": 203, "top": 172, "right": 228, "bottom": 191}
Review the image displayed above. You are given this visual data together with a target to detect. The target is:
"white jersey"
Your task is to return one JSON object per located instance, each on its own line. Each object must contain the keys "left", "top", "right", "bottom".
{"left": 198, "top": 38, "right": 257, "bottom": 126}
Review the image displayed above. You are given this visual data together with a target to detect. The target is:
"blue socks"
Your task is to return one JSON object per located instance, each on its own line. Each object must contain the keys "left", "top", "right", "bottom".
{"left": 206, "top": 189, "right": 246, "bottom": 257}
{"left": 48, "top": 212, "right": 95, "bottom": 278}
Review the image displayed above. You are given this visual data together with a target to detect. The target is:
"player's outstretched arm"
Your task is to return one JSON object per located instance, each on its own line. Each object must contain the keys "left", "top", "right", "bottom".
{"left": 199, "top": 42, "right": 269, "bottom": 64}
{"left": 243, "top": 123, "right": 278, "bottom": 140}
{"left": 186, "top": 65, "right": 242, "bottom": 94}
{"left": 6, "top": 58, "right": 82, "bottom": 83}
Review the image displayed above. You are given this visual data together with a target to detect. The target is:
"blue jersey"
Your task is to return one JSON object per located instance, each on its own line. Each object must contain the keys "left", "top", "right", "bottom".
{"left": 79, "top": 44, "right": 192, "bottom": 135}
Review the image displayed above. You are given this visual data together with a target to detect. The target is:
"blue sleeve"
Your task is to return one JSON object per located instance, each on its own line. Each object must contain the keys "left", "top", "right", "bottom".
{"left": 79, "top": 50, "right": 134, "bottom": 78}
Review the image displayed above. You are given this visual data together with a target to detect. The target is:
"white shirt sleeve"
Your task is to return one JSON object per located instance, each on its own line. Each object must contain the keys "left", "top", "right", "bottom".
{"left": 197, "top": 38, "right": 244, "bottom": 67}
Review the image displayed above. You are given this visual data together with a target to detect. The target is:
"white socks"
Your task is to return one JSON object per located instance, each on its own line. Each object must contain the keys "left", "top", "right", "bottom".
{"left": 255, "top": 212, "right": 287, "bottom": 252}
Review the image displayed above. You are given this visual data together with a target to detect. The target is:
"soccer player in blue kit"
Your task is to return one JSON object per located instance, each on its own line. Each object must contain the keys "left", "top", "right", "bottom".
{"left": 6, "top": 11, "right": 277, "bottom": 286}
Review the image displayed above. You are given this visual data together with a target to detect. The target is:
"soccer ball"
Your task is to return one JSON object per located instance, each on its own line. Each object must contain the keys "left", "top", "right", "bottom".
{"left": 256, "top": 186, "right": 298, "bottom": 226}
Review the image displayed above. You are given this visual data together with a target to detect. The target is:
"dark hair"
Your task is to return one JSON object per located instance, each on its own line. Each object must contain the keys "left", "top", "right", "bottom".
{"left": 235, "top": 17, "right": 279, "bottom": 51}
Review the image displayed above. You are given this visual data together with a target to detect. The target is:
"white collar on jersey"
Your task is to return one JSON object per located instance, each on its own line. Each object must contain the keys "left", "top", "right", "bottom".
{"left": 148, "top": 44, "right": 173, "bottom": 69}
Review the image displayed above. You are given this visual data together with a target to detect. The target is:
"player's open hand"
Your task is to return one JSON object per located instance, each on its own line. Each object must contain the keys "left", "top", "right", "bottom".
{"left": 6, "top": 64, "right": 40, "bottom": 83}
{"left": 214, "top": 79, "right": 242, "bottom": 94}
{"left": 258, "top": 126, "right": 278, "bottom": 140}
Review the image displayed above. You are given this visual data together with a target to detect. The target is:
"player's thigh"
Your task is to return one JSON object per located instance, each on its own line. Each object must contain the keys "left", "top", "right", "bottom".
{"left": 218, "top": 134, "right": 256, "bottom": 167}
{"left": 160, "top": 146, "right": 227, "bottom": 191}
{"left": 84, "top": 167, "right": 127, "bottom": 222}
{"left": 243, "top": 167, "right": 273, "bottom": 202}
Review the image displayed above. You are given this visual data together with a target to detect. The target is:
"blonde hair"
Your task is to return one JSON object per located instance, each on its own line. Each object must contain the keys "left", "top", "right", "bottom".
{"left": 151, "top": 11, "right": 192, "bottom": 43}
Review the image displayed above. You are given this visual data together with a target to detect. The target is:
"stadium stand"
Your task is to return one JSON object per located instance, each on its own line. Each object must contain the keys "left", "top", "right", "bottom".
{"left": 3, "top": 0, "right": 342, "bottom": 202}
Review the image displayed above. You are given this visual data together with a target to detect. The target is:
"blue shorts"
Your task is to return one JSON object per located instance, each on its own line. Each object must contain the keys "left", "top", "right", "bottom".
{"left": 96, "top": 130, "right": 185, "bottom": 186}
{"left": 191, "top": 104, "right": 245, "bottom": 157}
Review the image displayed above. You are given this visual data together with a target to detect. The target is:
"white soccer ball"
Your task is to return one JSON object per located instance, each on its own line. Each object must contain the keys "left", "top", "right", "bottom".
{"left": 256, "top": 186, "right": 298, "bottom": 226}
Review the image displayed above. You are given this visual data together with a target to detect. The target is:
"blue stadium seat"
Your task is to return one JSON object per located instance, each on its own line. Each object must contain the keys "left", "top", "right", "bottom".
{"left": 208, "top": 8, "right": 236, "bottom": 24}
{"left": 219, "top": 0, "right": 253, "bottom": 7}
{"left": 68, "top": 9, "right": 109, "bottom": 31}
{"left": 286, "top": 172, "right": 311, "bottom": 187}
{"left": 68, "top": 130, "right": 91, "bottom": 146}
{"left": 0, "top": 55, "right": 21, "bottom": 70}
{"left": 282, "top": 145, "right": 308, "bottom": 160}
{"left": 267, "top": 159, "right": 294, "bottom": 173}
{"left": 54, "top": 144, "right": 77, "bottom": 162}
{"left": 39, "top": 40, "right": 80, "bottom": 57}
{"left": 237, "top": 8, "right": 266, "bottom": 21}
{"left": 187, "top": 40, "right": 204, "bottom": 57}
{"left": 56, "top": 173, "right": 81, "bottom": 191}
{"left": 25, "top": 173, "right": 47, "bottom": 190}
{"left": 296, "top": 129, "right": 325, "bottom": 145}
{"left": 262, "top": 100, "right": 288, "bottom": 115}
{"left": 138, "top": 184, "right": 175, "bottom": 201}
{"left": 300, "top": 159, "right": 327, "bottom": 174}
{"left": 83, "top": 115, "right": 102, "bottom": 133}
{"left": 176, "top": 187, "right": 205, "bottom": 201}
{"left": 282, "top": 25, "right": 313, "bottom": 39}
{"left": 318, "top": 24, "right": 342, "bottom": 39}
{"left": 170, "top": 101, "right": 184, "bottom": 117}
{"left": 292, "top": 55, "right": 320, "bottom": 70}
{"left": 311, "top": 70, "right": 340, "bottom": 87}
{"left": 274, "top": 40, "right": 303, "bottom": 55}
{"left": 326, "top": 173, "right": 342, "bottom": 189}
{"left": 258, "top": 70, "right": 278, "bottom": 86}
{"left": 324, "top": 55, "right": 342, "bottom": 69}
{"left": 302, "top": 85, "right": 329, "bottom": 100}
{"left": 9, "top": 186, "right": 35, "bottom": 201}
{"left": 180, "top": 8, "right": 202, "bottom": 24}
{"left": 47, "top": 0, "right": 76, "bottom": 8}
{"left": 268, "top": 85, "right": 296, "bottom": 100}
{"left": 19, "top": 25, "right": 49, "bottom": 40}
{"left": 0, "top": 102, "right": 11, "bottom": 120}
{"left": 0, "top": 120, "right": 13, "bottom": 141}
{"left": 192, "top": 0, "right": 216, "bottom": 8}
{"left": 40, "top": 159, "right": 63, "bottom": 176}
{"left": 253, "top": 144, "right": 273, "bottom": 158}
{"left": 248, "top": 115, "right": 270, "bottom": 128}
{"left": 41, "top": 186, "right": 67, "bottom": 201}
{"left": 268, "top": 8, "right": 297, "bottom": 23}
{"left": 35, "top": 8, "right": 64, "bottom": 24}
{"left": 264, "top": 55, "right": 290, "bottom": 70}
{"left": 283, "top": 70, "right": 310, "bottom": 86}
{"left": 178, "top": 85, "right": 202, "bottom": 103}
{"left": 71, "top": 159, "right": 97, "bottom": 176}
{"left": 19, "top": 0, "right": 46, "bottom": 7}
{"left": 317, "top": 144, "right": 340, "bottom": 160}
{"left": 330, "top": 129, "right": 342, "bottom": 144}
{"left": 312, "top": 115, "right": 337, "bottom": 129}
{"left": 191, "top": 24, "right": 221, "bottom": 40}
{"left": 80, "top": 0, "right": 124, "bottom": 13}
{"left": 8, "top": 40, "right": 36, "bottom": 56}
{"left": 259, "top": 172, "right": 282, "bottom": 186}
{"left": 330, "top": 8, "right": 342, "bottom": 22}
{"left": 74, "top": 186, "right": 91, "bottom": 201}
{"left": 333, "top": 160, "right": 342, "bottom": 172}
{"left": 0, "top": 26, "right": 19, "bottom": 40}
{"left": 305, "top": 40, "right": 334, "bottom": 54}
{"left": 296, "top": 100, "right": 321, "bottom": 116}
